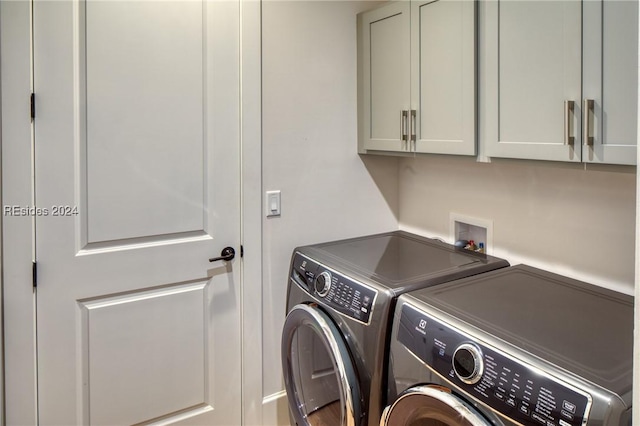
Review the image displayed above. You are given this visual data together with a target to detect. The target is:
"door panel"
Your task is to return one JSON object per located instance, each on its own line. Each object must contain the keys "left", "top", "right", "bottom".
{"left": 583, "top": 0, "right": 638, "bottom": 164}
{"left": 418, "top": 0, "right": 463, "bottom": 142}
{"left": 602, "top": 1, "right": 637, "bottom": 147}
{"left": 412, "top": 0, "right": 476, "bottom": 155}
{"left": 370, "top": 11, "right": 408, "bottom": 141}
{"left": 85, "top": 0, "right": 206, "bottom": 242}
{"left": 484, "top": 0, "right": 582, "bottom": 161}
{"left": 34, "top": 1, "right": 241, "bottom": 424}
{"left": 499, "top": 1, "right": 580, "bottom": 145}
{"left": 81, "top": 283, "right": 207, "bottom": 425}
{"left": 359, "top": 2, "right": 410, "bottom": 152}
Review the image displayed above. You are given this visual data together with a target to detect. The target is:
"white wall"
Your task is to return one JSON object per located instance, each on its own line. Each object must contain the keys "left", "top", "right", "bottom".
{"left": 261, "top": 0, "right": 398, "bottom": 422}
{"left": 399, "top": 156, "right": 636, "bottom": 294}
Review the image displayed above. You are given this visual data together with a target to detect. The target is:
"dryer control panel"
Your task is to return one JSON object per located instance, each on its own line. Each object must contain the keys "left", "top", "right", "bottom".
{"left": 291, "top": 253, "right": 377, "bottom": 324}
{"left": 397, "top": 303, "right": 592, "bottom": 426}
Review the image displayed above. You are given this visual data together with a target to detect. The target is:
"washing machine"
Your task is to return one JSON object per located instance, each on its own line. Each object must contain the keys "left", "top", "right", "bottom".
{"left": 281, "top": 231, "right": 509, "bottom": 426}
{"left": 382, "top": 264, "right": 633, "bottom": 426}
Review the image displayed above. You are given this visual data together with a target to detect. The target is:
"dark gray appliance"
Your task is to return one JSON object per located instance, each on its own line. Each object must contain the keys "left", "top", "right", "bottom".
{"left": 382, "top": 264, "right": 633, "bottom": 426}
{"left": 281, "top": 231, "right": 509, "bottom": 426}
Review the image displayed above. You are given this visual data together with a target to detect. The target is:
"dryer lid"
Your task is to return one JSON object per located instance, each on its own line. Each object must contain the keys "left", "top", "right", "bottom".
{"left": 300, "top": 231, "right": 508, "bottom": 291}
{"left": 409, "top": 265, "right": 634, "bottom": 396}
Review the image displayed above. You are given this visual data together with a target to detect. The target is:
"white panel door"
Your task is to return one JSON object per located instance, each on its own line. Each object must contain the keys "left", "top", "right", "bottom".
{"left": 33, "top": 1, "right": 242, "bottom": 425}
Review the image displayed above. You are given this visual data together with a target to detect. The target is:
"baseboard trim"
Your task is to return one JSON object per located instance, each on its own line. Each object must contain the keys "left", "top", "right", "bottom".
{"left": 262, "top": 390, "right": 290, "bottom": 426}
{"left": 262, "top": 390, "right": 287, "bottom": 405}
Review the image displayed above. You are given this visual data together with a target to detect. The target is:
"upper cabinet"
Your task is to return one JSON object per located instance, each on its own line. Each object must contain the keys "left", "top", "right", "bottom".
{"left": 358, "top": 0, "right": 476, "bottom": 156}
{"left": 358, "top": 2, "right": 411, "bottom": 153}
{"left": 481, "top": 0, "right": 638, "bottom": 165}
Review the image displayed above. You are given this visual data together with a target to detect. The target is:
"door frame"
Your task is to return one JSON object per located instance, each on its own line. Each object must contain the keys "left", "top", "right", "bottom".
{"left": 0, "top": 1, "right": 264, "bottom": 424}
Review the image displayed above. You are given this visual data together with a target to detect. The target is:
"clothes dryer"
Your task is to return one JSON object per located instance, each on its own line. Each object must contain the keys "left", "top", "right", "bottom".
{"left": 281, "top": 231, "right": 509, "bottom": 426}
{"left": 383, "top": 265, "right": 633, "bottom": 426}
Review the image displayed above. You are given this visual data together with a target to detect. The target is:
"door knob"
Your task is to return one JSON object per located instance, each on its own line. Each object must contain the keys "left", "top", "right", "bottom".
{"left": 209, "top": 247, "right": 235, "bottom": 263}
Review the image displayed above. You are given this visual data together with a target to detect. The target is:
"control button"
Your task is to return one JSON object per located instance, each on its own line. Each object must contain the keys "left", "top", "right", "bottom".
{"left": 531, "top": 412, "right": 547, "bottom": 425}
{"left": 293, "top": 270, "right": 307, "bottom": 285}
{"left": 518, "top": 405, "right": 530, "bottom": 416}
{"left": 452, "top": 343, "right": 484, "bottom": 385}
{"left": 506, "top": 397, "right": 516, "bottom": 408}
{"left": 561, "top": 410, "right": 574, "bottom": 421}
{"left": 314, "top": 271, "right": 332, "bottom": 297}
{"left": 562, "top": 400, "right": 577, "bottom": 414}
{"left": 494, "top": 392, "right": 505, "bottom": 401}
{"left": 559, "top": 420, "right": 572, "bottom": 426}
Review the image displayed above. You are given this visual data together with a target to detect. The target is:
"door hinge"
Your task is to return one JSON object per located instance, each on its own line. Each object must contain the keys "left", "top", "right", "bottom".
{"left": 241, "top": 245, "right": 244, "bottom": 258}
{"left": 32, "top": 261, "right": 38, "bottom": 288}
{"left": 30, "top": 93, "right": 36, "bottom": 120}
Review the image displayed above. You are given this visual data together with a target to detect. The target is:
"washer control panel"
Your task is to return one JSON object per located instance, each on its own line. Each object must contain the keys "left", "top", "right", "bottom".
{"left": 397, "top": 303, "right": 591, "bottom": 426}
{"left": 291, "top": 253, "right": 377, "bottom": 324}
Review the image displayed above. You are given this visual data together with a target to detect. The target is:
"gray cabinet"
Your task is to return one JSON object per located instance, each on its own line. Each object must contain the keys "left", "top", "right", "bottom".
{"left": 358, "top": 2, "right": 410, "bottom": 153}
{"left": 358, "top": 0, "right": 476, "bottom": 156}
{"left": 481, "top": 0, "right": 638, "bottom": 165}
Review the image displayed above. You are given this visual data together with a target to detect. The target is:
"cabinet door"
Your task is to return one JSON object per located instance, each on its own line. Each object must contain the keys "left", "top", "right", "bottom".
{"left": 481, "top": 1, "right": 583, "bottom": 162}
{"left": 358, "top": 2, "right": 411, "bottom": 153}
{"left": 411, "top": 0, "right": 476, "bottom": 155}
{"left": 583, "top": 0, "right": 638, "bottom": 165}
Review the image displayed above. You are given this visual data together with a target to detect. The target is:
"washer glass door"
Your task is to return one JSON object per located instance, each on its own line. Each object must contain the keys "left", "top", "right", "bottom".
{"left": 281, "top": 303, "right": 362, "bottom": 426}
{"left": 381, "top": 385, "right": 495, "bottom": 426}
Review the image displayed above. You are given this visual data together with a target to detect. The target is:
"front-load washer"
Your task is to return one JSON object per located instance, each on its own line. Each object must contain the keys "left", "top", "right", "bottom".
{"left": 382, "top": 264, "right": 633, "bottom": 426}
{"left": 281, "top": 231, "right": 509, "bottom": 426}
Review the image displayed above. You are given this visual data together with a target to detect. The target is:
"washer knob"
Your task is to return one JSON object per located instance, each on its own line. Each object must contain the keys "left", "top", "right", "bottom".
{"left": 453, "top": 343, "right": 484, "bottom": 384}
{"left": 314, "top": 271, "right": 332, "bottom": 297}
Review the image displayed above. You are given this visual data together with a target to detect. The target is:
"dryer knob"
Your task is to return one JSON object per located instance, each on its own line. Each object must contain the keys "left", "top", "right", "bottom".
{"left": 314, "top": 271, "right": 332, "bottom": 297}
{"left": 453, "top": 343, "right": 484, "bottom": 385}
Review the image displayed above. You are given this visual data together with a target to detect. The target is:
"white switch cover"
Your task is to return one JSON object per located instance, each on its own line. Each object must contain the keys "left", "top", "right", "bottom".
{"left": 266, "top": 190, "right": 281, "bottom": 217}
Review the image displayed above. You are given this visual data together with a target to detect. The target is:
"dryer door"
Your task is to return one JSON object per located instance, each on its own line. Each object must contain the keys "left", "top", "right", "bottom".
{"left": 281, "top": 303, "right": 363, "bottom": 426}
{"left": 380, "top": 385, "right": 494, "bottom": 426}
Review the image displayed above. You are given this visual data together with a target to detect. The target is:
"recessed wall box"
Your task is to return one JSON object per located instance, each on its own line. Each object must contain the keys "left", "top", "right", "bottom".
{"left": 450, "top": 213, "right": 493, "bottom": 254}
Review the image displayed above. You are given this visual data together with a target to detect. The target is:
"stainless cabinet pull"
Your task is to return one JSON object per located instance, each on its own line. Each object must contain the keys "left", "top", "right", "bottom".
{"left": 401, "top": 110, "right": 408, "bottom": 148}
{"left": 564, "top": 100, "right": 575, "bottom": 145}
{"left": 583, "top": 99, "right": 594, "bottom": 146}
{"left": 410, "top": 109, "right": 417, "bottom": 150}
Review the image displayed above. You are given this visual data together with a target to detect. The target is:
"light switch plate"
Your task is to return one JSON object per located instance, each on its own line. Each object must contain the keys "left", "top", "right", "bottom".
{"left": 266, "top": 190, "right": 281, "bottom": 217}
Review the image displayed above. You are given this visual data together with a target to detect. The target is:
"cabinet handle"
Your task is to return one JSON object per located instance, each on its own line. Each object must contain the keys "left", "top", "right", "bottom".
{"left": 410, "top": 109, "right": 417, "bottom": 150}
{"left": 564, "top": 100, "right": 575, "bottom": 145}
{"left": 583, "top": 99, "right": 594, "bottom": 146}
{"left": 401, "top": 110, "right": 408, "bottom": 149}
